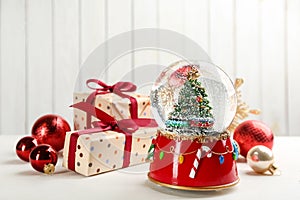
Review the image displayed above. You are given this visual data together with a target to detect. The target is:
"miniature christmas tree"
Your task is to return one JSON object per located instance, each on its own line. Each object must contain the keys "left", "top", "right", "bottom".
{"left": 165, "top": 66, "right": 214, "bottom": 135}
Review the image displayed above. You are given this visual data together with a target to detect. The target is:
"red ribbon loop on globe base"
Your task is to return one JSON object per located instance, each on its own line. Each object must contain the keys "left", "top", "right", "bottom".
{"left": 84, "top": 79, "right": 138, "bottom": 127}
{"left": 68, "top": 101, "right": 157, "bottom": 171}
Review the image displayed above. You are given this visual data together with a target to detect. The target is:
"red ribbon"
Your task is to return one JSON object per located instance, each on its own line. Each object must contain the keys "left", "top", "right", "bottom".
{"left": 84, "top": 79, "right": 138, "bottom": 128}
{"left": 68, "top": 101, "right": 157, "bottom": 171}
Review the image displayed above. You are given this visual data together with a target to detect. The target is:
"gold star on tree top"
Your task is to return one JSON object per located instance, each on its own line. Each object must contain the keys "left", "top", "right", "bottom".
{"left": 187, "top": 66, "right": 200, "bottom": 80}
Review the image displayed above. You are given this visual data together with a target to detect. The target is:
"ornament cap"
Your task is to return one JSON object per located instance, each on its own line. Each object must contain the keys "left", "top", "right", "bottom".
{"left": 43, "top": 163, "right": 55, "bottom": 175}
{"left": 268, "top": 164, "right": 278, "bottom": 175}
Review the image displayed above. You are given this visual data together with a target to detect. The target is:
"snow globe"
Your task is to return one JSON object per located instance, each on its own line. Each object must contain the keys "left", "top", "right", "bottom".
{"left": 147, "top": 60, "right": 239, "bottom": 190}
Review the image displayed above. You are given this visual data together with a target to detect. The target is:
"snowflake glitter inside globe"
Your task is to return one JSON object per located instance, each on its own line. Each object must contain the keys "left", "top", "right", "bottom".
{"left": 150, "top": 60, "right": 237, "bottom": 136}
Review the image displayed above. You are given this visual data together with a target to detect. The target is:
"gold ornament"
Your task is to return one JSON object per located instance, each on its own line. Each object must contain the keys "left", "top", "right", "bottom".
{"left": 227, "top": 78, "right": 260, "bottom": 133}
{"left": 246, "top": 145, "right": 278, "bottom": 175}
{"left": 43, "top": 163, "right": 55, "bottom": 175}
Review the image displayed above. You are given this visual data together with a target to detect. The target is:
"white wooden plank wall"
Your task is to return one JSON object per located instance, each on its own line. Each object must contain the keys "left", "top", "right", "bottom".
{"left": 287, "top": 0, "right": 300, "bottom": 136}
{"left": 0, "top": 0, "right": 26, "bottom": 135}
{"left": 133, "top": 0, "right": 159, "bottom": 93}
{"left": 0, "top": 0, "right": 299, "bottom": 136}
{"left": 235, "top": 0, "right": 261, "bottom": 123}
{"left": 26, "top": 0, "right": 52, "bottom": 137}
{"left": 53, "top": 0, "right": 79, "bottom": 133}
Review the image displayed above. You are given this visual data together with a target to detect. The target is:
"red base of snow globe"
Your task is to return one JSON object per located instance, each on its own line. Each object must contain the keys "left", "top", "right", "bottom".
{"left": 148, "top": 130, "right": 239, "bottom": 191}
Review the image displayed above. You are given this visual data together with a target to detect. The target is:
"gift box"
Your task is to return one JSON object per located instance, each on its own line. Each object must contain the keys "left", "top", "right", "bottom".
{"left": 63, "top": 101, "right": 158, "bottom": 176}
{"left": 73, "top": 79, "right": 152, "bottom": 130}
{"left": 63, "top": 127, "right": 157, "bottom": 176}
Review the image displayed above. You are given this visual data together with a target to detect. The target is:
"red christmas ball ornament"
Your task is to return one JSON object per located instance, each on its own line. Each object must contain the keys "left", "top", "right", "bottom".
{"left": 233, "top": 120, "right": 274, "bottom": 157}
{"left": 31, "top": 114, "right": 71, "bottom": 152}
{"left": 29, "top": 144, "right": 58, "bottom": 174}
{"left": 16, "top": 136, "right": 38, "bottom": 162}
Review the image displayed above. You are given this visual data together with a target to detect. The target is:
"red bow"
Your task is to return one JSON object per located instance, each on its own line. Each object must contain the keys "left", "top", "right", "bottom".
{"left": 83, "top": 79, "right": 138, "bottom": 128}
{"left": 86, "top": 79, "right": 137, "bottom": 106}
{"left": 86, "top": 79, "right": 137, "bottom": 97}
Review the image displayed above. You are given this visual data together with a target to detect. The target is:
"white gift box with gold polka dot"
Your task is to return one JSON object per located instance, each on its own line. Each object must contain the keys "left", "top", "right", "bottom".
{"left": 73, "top": 92, "right": 152, "bottom": 130}
{"left": 62, "top": 127, "right": 157, "bottom": 176}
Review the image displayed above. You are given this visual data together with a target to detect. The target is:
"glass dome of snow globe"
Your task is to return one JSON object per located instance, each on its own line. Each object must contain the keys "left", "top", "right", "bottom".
{"left": 150, "top": 60, "right": 237, "bottom": 136}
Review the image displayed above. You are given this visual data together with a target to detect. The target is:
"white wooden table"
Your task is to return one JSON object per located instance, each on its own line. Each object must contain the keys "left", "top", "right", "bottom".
{"left": 0, "top": 135, "right": 299, "bottom": 200}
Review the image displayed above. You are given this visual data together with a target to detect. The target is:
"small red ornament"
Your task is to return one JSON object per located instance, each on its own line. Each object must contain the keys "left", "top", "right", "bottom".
{"left": 29, "top": 144, "right": 58, "bottom": 174}
{"left": 196, "top": 96, "right": 203, "bottom": 102}
{"left": 16, "top": 136, "right": 38, "bottom": 162}
{"left": 31, "top": 114, "right": 71, "bottom": 152}
{"left": 233, "top": 120, "right": 274, "bottom": 157}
